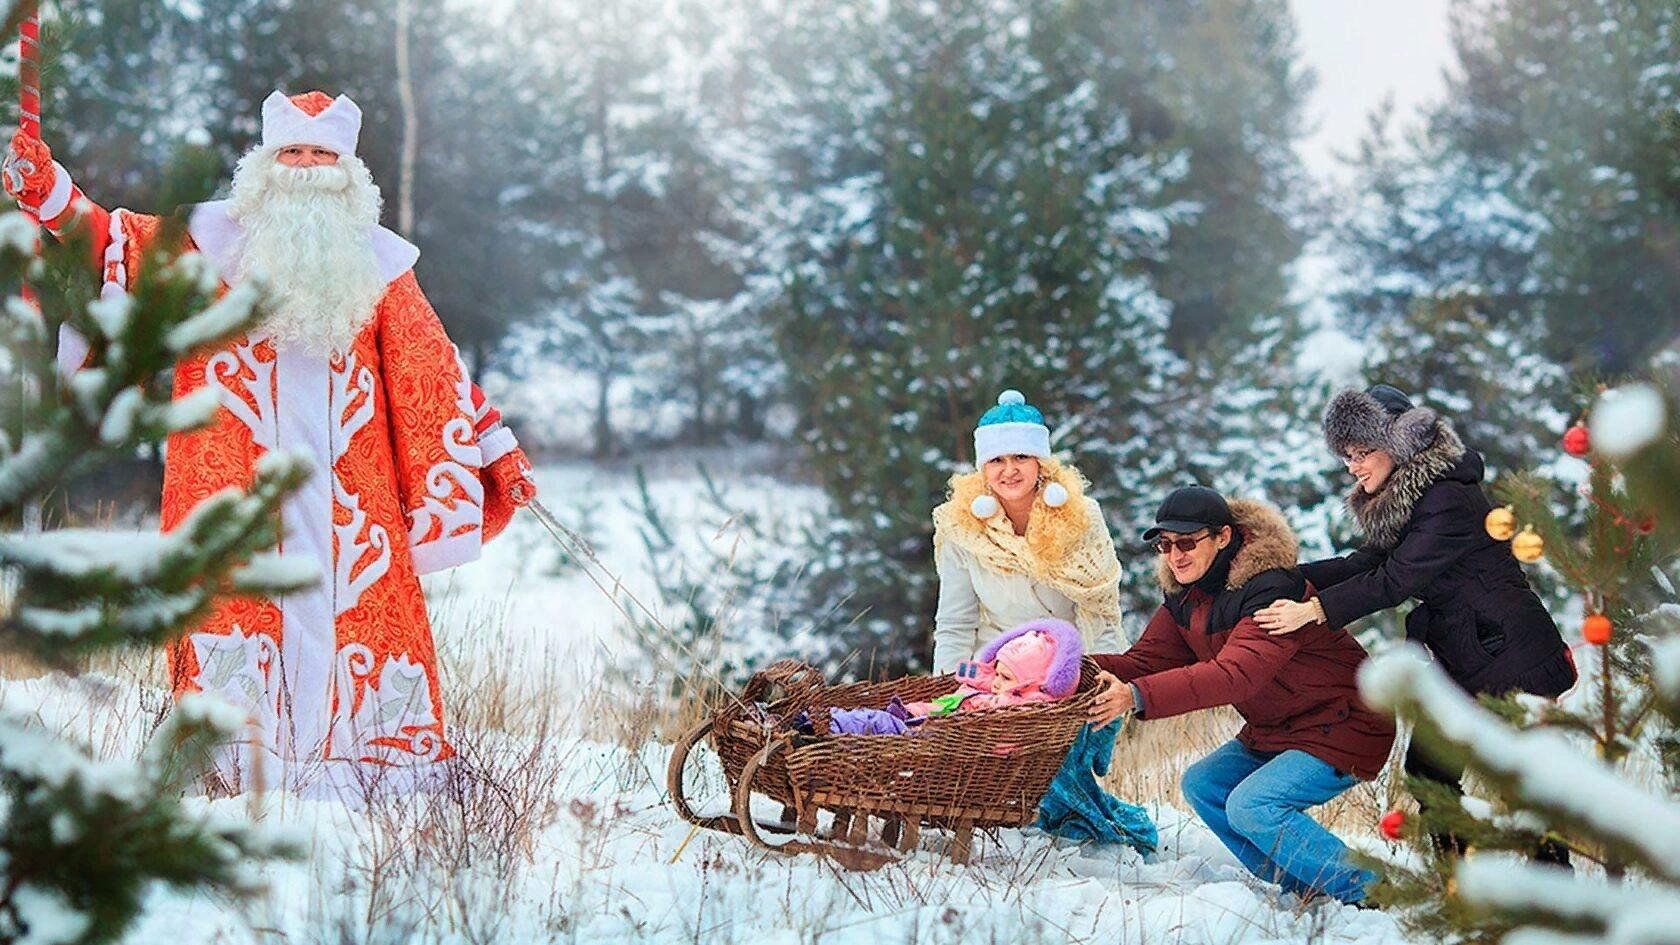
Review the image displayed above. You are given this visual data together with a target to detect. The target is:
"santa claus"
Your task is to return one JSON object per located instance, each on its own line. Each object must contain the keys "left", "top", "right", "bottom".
{"left": 4, "top": 90, "right": 538, "bottom": 796}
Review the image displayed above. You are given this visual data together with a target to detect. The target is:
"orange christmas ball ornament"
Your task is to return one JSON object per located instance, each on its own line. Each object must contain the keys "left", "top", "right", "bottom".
{"left": 1485, "top": 506, "right": 1517, "bottom": 541}
{"left": 1583, "top": 614, "right": 1612, "bottom": 646}
{"left": 1562, "top": 424, "right": 1591, "bottom": 457}
{"left": 1380, "top": 810, "right": 1406, "bottom": 841}
{"left": 1512, "top": 527, "right": 1545, "bottom": 563}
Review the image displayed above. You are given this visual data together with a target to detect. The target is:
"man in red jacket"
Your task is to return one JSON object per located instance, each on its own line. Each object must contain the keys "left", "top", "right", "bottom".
{"left": 1088, "top": 486, "right": 1395, "bottom": 905}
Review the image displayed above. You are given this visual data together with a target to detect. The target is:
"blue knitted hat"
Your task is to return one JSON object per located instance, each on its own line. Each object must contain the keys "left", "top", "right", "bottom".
{"left": 973, "top": 389, "right": 1052, "bottom": 465}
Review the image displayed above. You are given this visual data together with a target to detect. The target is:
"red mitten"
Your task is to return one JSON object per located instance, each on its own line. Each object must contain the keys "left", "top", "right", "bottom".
{"left": 3, "top": 133, "right": 57, "bottom": 210}
{"left": 481, "top": 448, "right": 537, "bottom": 542}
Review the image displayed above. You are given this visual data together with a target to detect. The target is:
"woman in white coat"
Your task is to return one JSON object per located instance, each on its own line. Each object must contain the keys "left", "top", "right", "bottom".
{"left": 929, "top": 390, "right": 1125, "bottom": 671}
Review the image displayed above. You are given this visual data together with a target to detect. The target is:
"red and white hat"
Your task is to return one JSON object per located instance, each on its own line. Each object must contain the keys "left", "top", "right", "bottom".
{"left": 260, "top": 90, "right": 361, "bottom": 156}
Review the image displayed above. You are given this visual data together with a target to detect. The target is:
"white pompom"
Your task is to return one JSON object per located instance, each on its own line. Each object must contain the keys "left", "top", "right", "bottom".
{"left": 1042, "top": 482, "right": 1069, "bottom": 508}
{"left": 998, "top": 389, "right": 1026, "bottom": 406}
{"left": 970, "top": 494, "right": 1001, "bottom": 519}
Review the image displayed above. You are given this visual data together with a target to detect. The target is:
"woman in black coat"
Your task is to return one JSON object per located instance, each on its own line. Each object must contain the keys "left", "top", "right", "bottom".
{"left": 1254, "top": 385, "right": 1576, "bottom": 854}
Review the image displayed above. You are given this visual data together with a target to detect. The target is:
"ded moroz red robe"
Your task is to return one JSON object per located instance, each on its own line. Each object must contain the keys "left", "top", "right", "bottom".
{"left": 43, "top": 181, "right": 526, "bottom": 796}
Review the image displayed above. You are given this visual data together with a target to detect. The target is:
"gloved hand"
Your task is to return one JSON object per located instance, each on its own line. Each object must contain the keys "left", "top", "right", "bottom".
{"left": 467, "top": 381, "right": 538, "bottom": 542}
{"left": 481, "top": 447, "right": 537, "bottom": 542}
{"left": 2, "top": 132, "right": 57, "bottom": 211}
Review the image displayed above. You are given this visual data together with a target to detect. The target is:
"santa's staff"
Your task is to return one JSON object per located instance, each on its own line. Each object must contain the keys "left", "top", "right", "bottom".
{"left": 6, "top": 1, "right": 42, "bottom": 218}
{"left": 18, "top": 4, "right": 39, "bottom": 141}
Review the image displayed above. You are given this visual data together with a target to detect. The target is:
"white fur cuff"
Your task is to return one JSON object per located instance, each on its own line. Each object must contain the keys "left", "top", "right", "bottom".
{"left": 37, "top": 161, "right": 73, "bottom": 220}
{"left": 478, "top": 425, "right": 517, "bottom": 464}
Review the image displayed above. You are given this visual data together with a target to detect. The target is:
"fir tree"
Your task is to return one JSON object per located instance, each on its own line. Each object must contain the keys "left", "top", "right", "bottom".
{"left": 1336, "top": 0, "right": 1680, "bottom": 373}
{"left": 749, "top": 0, "right": 1323, "bottom": 672}
{"left": 1361, "top": 373, "right": 1680, "bottom": 942}
{"left": 0, "top": 134, "right": 311, "bottom": 939}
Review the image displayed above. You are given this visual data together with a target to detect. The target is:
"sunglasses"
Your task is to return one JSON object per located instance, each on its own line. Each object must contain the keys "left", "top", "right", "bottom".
{"left": 1152, "top": 532, "right": 1213, "bottom": 555}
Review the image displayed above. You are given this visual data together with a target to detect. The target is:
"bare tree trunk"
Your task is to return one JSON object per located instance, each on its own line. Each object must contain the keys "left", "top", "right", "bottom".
{"left": 593, "top": 369, "right": 615, "bottom": 458}
{"left": 394, "top": 0, "right": 419, "bottom": 238}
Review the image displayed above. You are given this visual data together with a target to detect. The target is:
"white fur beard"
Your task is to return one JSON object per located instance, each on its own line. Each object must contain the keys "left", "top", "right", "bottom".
{"left": 228, "top": 152, "right": 388, "bottom": 356}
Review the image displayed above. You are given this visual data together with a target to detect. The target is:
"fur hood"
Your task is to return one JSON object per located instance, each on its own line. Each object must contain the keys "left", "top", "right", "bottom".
{"left": 1156, "top": 498, "right": 1299, "bottom": 594}
{"left": 975, "top": 618, "right": 1084, "bottom": 698}
{"left": 1347, "top": 417, "right": 1469, "bottom": 550}
{"left": 935, "top": 458, "right": 1097, "bottom": 568}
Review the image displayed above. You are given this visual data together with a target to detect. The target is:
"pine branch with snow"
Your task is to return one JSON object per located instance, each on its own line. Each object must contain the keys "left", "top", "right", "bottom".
{"left": 0, "top": 136, "right": 306, "bottom": 940}
{"left": 0, "top": 697, "right": 301, "bottom": 945}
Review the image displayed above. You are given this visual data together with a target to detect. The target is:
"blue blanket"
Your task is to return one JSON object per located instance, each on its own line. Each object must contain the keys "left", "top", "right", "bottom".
{"left": 1035, "top": 722, "right": 1158, "bottom": 854}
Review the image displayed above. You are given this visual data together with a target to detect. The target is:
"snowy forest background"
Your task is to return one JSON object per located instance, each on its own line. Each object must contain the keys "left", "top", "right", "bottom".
{"left": 23, "top": 0, "right": 1678, "bottom": 678}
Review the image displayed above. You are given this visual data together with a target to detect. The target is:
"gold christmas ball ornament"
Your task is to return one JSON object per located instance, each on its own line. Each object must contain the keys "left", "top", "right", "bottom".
{"left": 1485, "top": 506, "right": 1517, "bottom": 541}
{"left": 1511, "top": 526, "right": 1545, "bottom": 563}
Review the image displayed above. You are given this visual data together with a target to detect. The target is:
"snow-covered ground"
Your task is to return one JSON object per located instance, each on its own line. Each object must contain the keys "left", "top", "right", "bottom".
{"left": 0, "top": 457, "right": 1417, "bottom": 944}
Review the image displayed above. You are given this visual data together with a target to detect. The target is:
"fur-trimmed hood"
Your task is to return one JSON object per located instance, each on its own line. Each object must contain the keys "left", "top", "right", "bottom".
{"left": 1156, "top": 498, "right": 1299, "bottom": 594}
{"left": 935, "top": 459, "right": 1096, "bottom": 569}
{"left": 1348, "top": 418, "right": 1471, "bottom": 550}
{"left": 975, "top": 618, "right": 1083, "bottom": 698}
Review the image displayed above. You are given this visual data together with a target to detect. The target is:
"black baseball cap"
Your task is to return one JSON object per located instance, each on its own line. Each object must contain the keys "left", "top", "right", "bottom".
{"left": 1141, "top": 485, "right": 1233, "bottom": 542}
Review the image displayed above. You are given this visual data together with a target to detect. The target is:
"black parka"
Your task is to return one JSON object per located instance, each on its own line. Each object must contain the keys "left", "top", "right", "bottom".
{"left": 1302, "top": 433, "right": 1576, "bottom": 698}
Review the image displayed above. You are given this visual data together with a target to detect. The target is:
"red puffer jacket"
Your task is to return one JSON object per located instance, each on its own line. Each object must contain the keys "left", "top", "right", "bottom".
{"left": 1094, "top": 499, "right": 1396, "bottom": 780}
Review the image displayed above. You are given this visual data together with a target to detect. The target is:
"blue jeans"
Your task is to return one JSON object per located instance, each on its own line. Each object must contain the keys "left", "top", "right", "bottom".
{"left": 1181, "top": 739, "right": 1374, "bottom": 903}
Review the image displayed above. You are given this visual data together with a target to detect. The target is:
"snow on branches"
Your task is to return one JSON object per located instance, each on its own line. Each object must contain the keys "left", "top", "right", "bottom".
{"left": 0, "top": 144, "right": 302, "bottom": 942}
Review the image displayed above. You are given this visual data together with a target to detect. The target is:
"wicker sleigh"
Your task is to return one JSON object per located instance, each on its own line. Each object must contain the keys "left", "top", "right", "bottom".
{"left": 667, "top": 657, "right": 1103, "bottom": 870}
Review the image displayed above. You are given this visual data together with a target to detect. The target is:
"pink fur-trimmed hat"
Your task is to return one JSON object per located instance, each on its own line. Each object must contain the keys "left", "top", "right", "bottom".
{"left": 975, "top": 618, "right": 1084, "bottom": 698}
{"left": 260, "top": 90, "right": 362, "bottom": 156}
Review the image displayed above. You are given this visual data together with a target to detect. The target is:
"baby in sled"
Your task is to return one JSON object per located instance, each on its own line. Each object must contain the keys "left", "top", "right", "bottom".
{"left": 797, "top": 618, "right": 1083, "bottom": 736}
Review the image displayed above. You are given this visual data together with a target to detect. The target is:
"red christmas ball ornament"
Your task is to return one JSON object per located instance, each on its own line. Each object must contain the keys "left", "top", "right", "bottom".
{"left": 1380, "top": 810, "right": 1406, "bottom": 841}
{"left": 1583, "top": 614, "right": 1613, "bottom": 646}
{"left": 1562, "top": 424, "right": 1591, "bottom": 457}
{"left": 1637, "top": 515, "right": 1657, "bottom": 536}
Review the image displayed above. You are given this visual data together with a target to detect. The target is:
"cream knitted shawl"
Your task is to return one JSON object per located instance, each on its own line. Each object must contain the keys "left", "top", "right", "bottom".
{"left": 931, "top": 459, "right": 1125, "bottom": 645}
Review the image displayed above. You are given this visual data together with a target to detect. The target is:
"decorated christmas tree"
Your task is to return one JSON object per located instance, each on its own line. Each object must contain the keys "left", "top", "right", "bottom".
{"left": 1361, "top": 372, "right": 1680, "bottom": 942}
{"left": 0, "top": 125, "right": 310, "bottom": 943}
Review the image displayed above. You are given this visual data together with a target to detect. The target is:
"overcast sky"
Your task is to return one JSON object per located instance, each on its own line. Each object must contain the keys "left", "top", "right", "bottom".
{"left": 1289, "top": 0, "right": 1457, "bottom": 179}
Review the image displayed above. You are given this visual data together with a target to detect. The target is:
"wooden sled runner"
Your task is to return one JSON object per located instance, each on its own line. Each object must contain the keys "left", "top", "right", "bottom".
{"left": 668, "top": 657, "right": 1102, "bottom": 870}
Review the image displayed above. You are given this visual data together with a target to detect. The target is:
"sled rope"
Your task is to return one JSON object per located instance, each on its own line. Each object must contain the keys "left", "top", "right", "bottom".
{"left": 523, "top": 498, "right": 750, "bottom": 709}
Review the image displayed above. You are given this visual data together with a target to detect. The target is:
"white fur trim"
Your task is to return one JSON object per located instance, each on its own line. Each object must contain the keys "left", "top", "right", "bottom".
{"left": 36, "top": 160, "right": 73, "bottom": 220}
{"left": 55, "top": 324, "right": 89, "bottom": 378}
{"left": 272, "top": 347, "right": 337, "bottom": 759}
{"left": 478, "top": 425, "right": 517, "bottom": 464}
{"left": 187, "top": 200, "right": 418, "bottom": 286}
{"left": 970, "top": 494, "right": 1000, "bottom": 519}
{"left": 410, "top": 531, "right": 482, "bottom": 575}
{"left": 261, "top": 90, "right": 362, "bottom": 157}
{"left": 1043, "top": 482, "right": 1069, "bottom": 508}
{"left": 974, "top": 421, "right": 1050, "bottom": 465}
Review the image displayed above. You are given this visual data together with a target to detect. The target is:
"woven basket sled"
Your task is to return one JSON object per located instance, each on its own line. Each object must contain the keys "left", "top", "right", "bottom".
{"left": 667, "top": 657, "right": 1102, "bottom": 870}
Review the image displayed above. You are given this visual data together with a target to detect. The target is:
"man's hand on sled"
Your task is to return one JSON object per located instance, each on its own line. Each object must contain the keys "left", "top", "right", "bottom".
{"left": 1255, "top": 598, "right": 1320, "bottom": 636}
{"left": 1088, "top": 671, "right": 1135, "bottom": 729}
{"left": 3, "top": 132, "right": 57, "bottom": 210}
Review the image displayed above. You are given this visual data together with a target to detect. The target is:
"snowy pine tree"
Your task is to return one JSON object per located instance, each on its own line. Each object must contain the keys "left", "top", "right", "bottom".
{"left": 1336, "top": 0, "right": 1680, "bottom": 374}
{"left": 0, "top": 165, "right": 312, "bottom": 938}
{"left": 746, "top": 0, "right": 1321, "bottom": 671}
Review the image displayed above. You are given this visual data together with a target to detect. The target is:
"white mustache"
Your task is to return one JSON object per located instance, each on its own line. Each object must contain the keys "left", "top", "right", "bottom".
{"left": 266, "top": 162, "right": 352, "bottom": 193}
